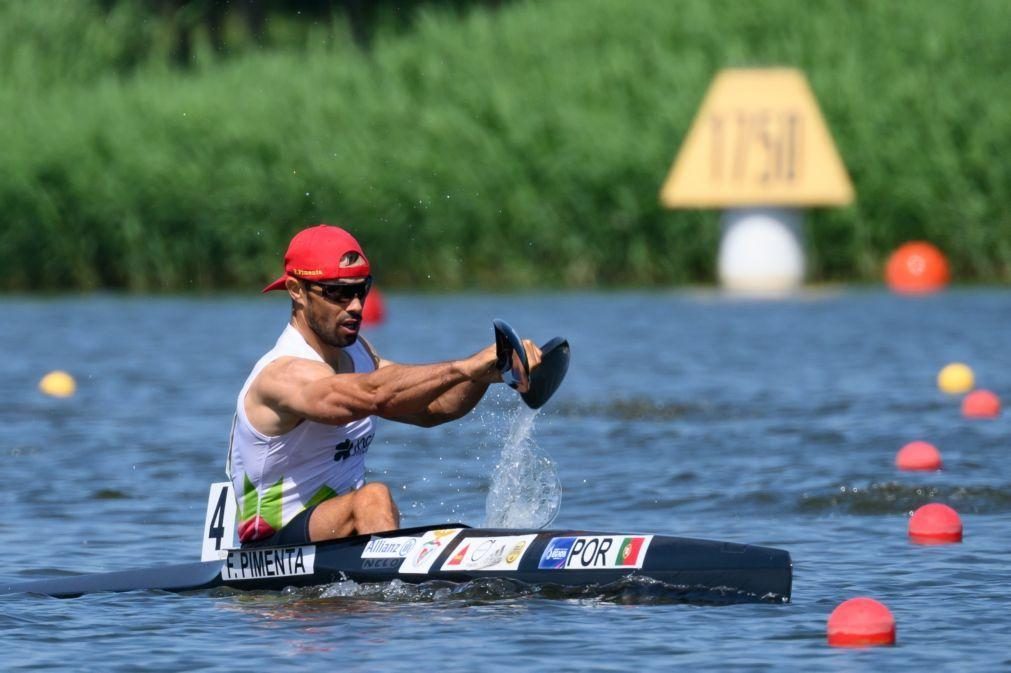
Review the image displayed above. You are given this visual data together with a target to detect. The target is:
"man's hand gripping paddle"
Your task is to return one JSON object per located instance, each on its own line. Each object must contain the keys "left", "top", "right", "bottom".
{"left": 493, "top": 319, "right": 570, "bottom": 409}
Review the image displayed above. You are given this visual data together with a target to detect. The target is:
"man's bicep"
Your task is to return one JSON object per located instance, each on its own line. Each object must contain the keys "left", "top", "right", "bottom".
{"left": 259, "top": 358, "right": 375, "bottom": 424}
{"left": 255, "top": 359, "right": 331, "bottom": 415}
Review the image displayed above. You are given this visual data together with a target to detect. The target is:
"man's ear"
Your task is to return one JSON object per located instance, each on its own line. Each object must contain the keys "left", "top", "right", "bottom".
{"left": 285, "top": 277, "right": 304, "bottom": 303}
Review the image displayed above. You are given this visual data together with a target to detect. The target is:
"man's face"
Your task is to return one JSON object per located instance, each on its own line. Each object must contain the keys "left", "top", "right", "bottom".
{"left": 303, "top": 275, "right": 371, "bottom": 348}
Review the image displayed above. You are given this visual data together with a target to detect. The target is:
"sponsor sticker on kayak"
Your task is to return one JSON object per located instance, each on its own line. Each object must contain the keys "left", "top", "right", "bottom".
{"left": 222, "top": 545, "right": 316, "bottom": 581}
{"left": 398, "top": 528, "right": 463, "bottom": 574}
{"left": 361, "top": 536, "right": 419, "bottom": 559}
{"left": 440, "top": 534, "right": 537, "bottom": 572}
{"left": 538, "top": 535, "right": 653, "bottom": 570}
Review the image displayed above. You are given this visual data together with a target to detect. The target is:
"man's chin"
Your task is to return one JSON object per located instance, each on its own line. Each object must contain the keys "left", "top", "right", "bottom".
{"left": 338, "top": 322, "right": 361, "bottom": 344}
{"left": 312, "top": 327, "right": 358, "bottom": 349}
{"left": 325, "top": 329, "right": 358, "bottom": 348}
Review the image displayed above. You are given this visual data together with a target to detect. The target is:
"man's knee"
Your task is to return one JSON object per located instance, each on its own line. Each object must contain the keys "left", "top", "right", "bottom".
{"left": 353, "top": 483, "right": 399, "bottom": 532}
{"left": 356, "top": 482, "right": 394, "bottom": 508}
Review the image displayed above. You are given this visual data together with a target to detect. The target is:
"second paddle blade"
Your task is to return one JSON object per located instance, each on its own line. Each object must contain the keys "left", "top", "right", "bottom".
{"left": 521, "top": 337, "right": 570, "bottom": 409}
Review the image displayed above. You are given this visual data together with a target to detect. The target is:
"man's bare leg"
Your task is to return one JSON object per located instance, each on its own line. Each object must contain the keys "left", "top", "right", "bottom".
{"left": 308, "top": 483, "right": 400, "bottom": 541}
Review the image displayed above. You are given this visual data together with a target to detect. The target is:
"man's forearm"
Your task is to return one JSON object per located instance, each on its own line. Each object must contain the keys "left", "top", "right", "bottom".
{"left": 363, "top": 361, "right": 469, "bottom": 418}
{"left": 363, "top": 353, "right": 495, "bottom": 420}
{"left": 399, "top": 379, "right": 492, "bottom": 426}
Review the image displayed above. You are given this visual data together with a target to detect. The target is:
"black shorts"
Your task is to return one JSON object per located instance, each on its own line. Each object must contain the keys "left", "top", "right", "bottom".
{"left": 240, "top": 505, "right": 318, "bottom": 548}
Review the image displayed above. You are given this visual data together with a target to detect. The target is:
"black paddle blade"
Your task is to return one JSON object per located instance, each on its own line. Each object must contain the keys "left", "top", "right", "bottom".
{"left": 521, "top": 336, "right": 570, "bottom": 409}
{"left": 493, "top": 319, "right": 530, "bottom": 393}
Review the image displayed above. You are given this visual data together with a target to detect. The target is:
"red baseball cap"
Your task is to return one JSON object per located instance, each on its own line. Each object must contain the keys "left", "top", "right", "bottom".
{"left": 262, "top": 225, "right": 371, "bottom": 293}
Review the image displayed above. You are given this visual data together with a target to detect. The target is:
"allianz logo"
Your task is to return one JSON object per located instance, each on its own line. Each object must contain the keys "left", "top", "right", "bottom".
{"left": 333, "top": 434, "right": 374, "bottom": 462}
{"left": 363, "top": 537, "right": 417, "bottom": 558}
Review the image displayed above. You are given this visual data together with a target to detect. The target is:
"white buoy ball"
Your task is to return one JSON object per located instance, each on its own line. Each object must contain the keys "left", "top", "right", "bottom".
{"left": 718, "top": 209, "right": 805, "bottom": 294}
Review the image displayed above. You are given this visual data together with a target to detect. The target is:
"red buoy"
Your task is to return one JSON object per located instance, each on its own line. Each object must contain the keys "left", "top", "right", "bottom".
{"left": 908, "top": 503, "right": 963, "bottom": 544}
{"left": 895, "top": 441, "right": 942, "bottom": 471}
{"left": 362, "top": 287, "right": 386, "bottom": 325}
{"left": 885, "top": 241, "right": 949, "bottom": 294}
{"left": 827, "top": 597, "right": 896, "bottom": 647}
{"left": 961, "top": 389, "right": 1000, "bottom": 419}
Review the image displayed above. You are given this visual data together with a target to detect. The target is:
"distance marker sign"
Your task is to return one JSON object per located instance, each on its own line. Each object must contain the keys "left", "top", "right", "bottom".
{"left": 660, "top": 68, "right": 854, "bottom": 208}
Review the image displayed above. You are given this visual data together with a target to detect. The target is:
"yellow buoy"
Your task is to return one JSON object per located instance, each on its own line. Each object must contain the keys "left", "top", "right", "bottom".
{"left": 937, "top": 363, "right": 974, "bottom": 394}
{"left": 39, "top": 370, "right": 76, "bottom": 398}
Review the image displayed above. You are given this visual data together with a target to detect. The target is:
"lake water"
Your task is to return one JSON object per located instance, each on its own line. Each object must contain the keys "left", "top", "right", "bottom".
{"left": 1, "top": 289, "right": 1009, "bottom": 671}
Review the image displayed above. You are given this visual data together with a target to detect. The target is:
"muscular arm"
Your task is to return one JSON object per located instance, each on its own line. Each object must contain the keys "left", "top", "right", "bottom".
{"left": 375, "top": 337, "right": 543, "bottom": 427}
{"left": 246, "top": 345, "right": 502, "bottom": 434}
{"left": 376, "top": 360, "right": 493, "bottom": 427}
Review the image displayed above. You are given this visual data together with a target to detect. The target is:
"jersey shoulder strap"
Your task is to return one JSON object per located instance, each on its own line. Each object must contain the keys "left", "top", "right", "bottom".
{"left": 356, "top": 335, "right": 382, "bottom": 368}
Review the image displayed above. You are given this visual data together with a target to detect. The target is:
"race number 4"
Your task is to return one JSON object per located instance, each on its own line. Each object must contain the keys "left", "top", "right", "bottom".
{"left": 201, "top": 482, "right": 237, "bottom": 561}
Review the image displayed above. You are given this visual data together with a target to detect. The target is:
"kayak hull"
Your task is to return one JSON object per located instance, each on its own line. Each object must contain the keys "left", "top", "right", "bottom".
{"left": 2, "top": 524, "right": 791, "bottom": 603}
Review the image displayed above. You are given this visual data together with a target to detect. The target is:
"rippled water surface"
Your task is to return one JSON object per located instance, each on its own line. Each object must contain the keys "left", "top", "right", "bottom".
{"left": 2, "top": 289, "right": 1009, "bottom": 671}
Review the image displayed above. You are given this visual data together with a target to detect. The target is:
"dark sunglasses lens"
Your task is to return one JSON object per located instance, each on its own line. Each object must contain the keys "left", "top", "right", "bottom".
{"left": 321, "top": 277, "right": 371, "bottom": 302}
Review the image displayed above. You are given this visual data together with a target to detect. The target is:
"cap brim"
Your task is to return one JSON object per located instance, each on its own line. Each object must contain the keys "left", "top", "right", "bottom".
{"left": 262, "top": 275, "right": 289, "bottom": 293}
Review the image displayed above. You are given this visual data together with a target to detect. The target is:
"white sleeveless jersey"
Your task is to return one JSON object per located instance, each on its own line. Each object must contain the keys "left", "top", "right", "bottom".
{"left": 228, "top": 324, "right": 376, "bottom": 543}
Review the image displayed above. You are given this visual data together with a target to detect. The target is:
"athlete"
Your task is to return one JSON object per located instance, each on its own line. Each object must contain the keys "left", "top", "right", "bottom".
{"left": 228, "top": 224, "right": 541, "bottom": 546}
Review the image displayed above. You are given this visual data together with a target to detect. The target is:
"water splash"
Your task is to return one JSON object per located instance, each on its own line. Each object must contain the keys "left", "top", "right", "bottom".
{"left": 483, "top": 406, "right": 562, "bottom": 528}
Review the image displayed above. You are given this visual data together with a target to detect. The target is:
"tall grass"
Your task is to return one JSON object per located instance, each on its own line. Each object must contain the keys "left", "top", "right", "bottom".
{"left": 1, "top": 0, "right": 1009, "bottom": 290}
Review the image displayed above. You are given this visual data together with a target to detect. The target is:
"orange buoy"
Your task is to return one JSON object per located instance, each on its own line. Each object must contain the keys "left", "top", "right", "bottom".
{"left": 885, "top": 241, "right": 950, "bottom": 294}
{"left": 362, "top": 287, "right": 386, "bottom": 325}
{"left": 908, "top": 503, "right": 963, "bottom": 544}
{"left": 895, "top": 441, "right": 942, "bottom": 471}
{"left": 961, "top": 389, "right": 1000, "bottom": 419}
{"left": 827, "top": 597, "right": 896, "bottom": 647}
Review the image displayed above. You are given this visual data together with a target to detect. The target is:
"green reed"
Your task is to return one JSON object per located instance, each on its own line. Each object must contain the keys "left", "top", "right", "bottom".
{"left": 1, "top": 0, "right": 1008, "bottom": 290}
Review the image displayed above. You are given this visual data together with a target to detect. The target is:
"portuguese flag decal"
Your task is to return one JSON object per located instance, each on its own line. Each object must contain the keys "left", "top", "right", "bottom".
{"left": 615, "top": 537, "right": 645, "bottom": 566}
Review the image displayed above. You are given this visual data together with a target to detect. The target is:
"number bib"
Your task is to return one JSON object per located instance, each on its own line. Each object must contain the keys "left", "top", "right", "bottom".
{"left": 202, "top": 482, "right": 238, "bottom": 561}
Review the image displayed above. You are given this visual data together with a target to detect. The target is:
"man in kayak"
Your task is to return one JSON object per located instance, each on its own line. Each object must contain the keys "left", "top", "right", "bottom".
{"left": 228, "top": 224, "right": 541, "bottom": 546}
